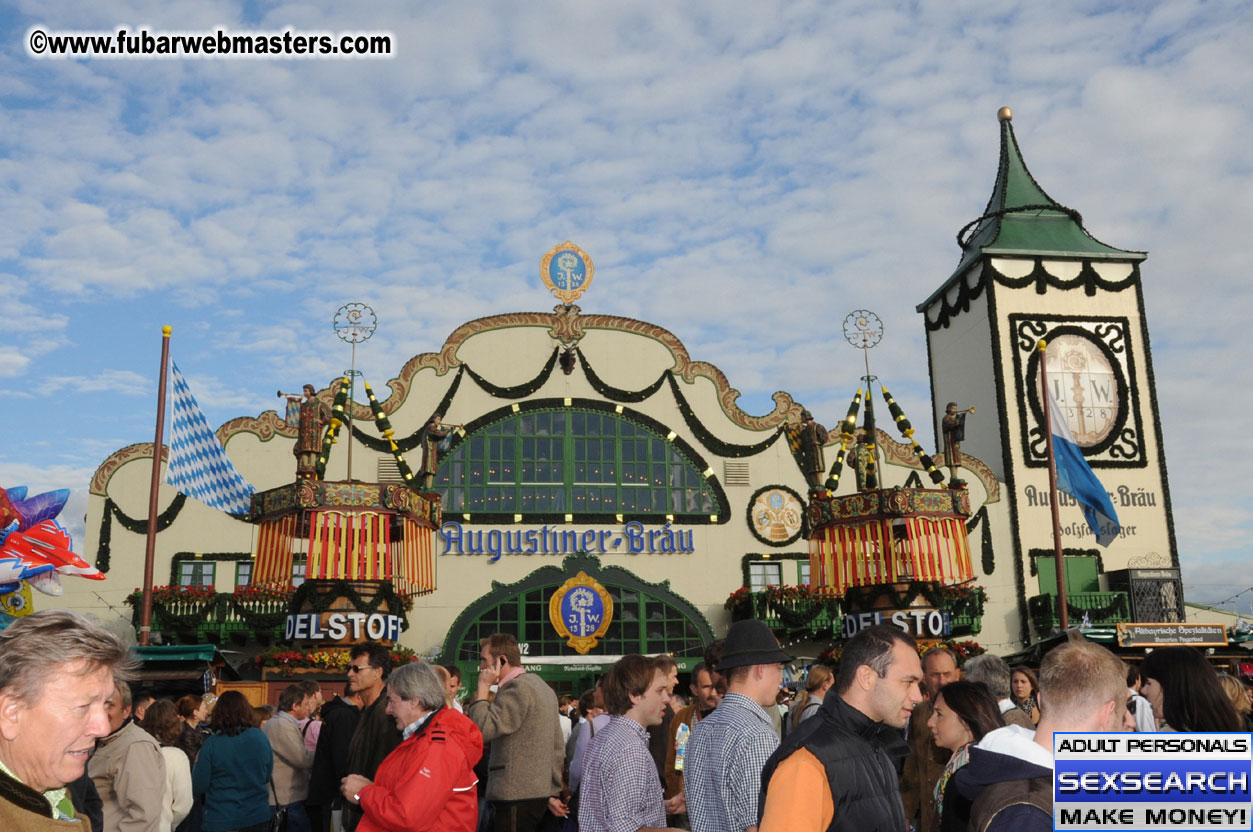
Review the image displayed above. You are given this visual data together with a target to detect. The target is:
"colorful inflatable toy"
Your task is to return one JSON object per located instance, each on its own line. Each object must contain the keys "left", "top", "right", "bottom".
{"left": 0, "top": 485, "right": 104, "bottom": 600}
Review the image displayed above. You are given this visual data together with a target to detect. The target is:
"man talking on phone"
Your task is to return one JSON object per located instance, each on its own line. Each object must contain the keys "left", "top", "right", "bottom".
{"left": 466, "top": 633, "right": 568, "bottom": 832}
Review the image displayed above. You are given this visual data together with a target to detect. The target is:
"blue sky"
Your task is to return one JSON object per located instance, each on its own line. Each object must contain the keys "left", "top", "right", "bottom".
{"left": 1, "top": 1, "right": 1250, "bottom": 609}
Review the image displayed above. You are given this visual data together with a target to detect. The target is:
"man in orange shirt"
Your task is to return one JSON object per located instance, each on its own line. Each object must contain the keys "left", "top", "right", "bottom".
{"left": 757, "top": 625, "right": 923, "bottom": 832}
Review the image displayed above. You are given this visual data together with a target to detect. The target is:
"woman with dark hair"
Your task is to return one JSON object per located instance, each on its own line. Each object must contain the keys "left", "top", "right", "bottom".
{"left": 1010, "top": 667, "right": 1041, "bottom": 725}
{"left": 927, "top": 681, "right": 1005, "bottom": 832}
{"left": 142, "top": 699, "right": 194, "bottom": 832}
{"left": 191, "top": 691, "right": 274, "bottom": 832}
{"left": 1139, "top": 646, "right": 1240, "bottom": 732}
{"left": 175, "top": 694, "right": 209, "bottom": 765}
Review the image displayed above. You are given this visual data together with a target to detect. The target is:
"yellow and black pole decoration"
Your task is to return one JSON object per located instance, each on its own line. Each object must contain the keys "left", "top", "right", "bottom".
{"left": 823, "top": 387, "right": 862, "bottom": 492}
{"left": 861, "top": 389, "right": 879, "bottom": 489}
{"left": 881, "top": 385, "right": 945, "bottom": 484}
{"left": 315, "top": 376, "right": 351, "bottom": 479}
{"left": 362, "top": 381, "right": 420, "bottom": 489}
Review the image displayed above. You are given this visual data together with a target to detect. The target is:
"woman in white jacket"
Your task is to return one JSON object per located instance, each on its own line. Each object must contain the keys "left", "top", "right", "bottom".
{"left": 142, "top": 699, "right": 195, "bottom": 831}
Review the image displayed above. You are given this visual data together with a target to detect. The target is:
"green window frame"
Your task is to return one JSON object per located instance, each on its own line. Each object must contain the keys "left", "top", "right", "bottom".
{"left": 455, "top": 583, "right": 705, "bottom": 661}
{"left": 434, "top": 408, "right": 718, "bottom": 517}
{"left": 748, "top": 561, "right": 783, "bottom": 592}
{"left": 176, "top": 561, "right": 215, "bottom": 587}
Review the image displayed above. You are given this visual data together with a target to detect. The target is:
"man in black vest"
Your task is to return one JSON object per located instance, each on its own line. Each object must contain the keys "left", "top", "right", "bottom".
{"left": 757, "top": 625, "right": 923, "bottom": 831}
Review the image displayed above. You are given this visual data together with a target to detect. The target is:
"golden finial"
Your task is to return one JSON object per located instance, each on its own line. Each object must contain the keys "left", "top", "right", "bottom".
{"left": 998, "top": 106, "right": 1013, "bottom": 122}
{"left": 161, "top": 325, "right": 172, "bottom": 337}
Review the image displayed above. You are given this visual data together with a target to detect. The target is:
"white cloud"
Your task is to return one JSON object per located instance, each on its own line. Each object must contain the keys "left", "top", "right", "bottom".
{"left": 44, "top": 369, "right": 149, "bottom": 395}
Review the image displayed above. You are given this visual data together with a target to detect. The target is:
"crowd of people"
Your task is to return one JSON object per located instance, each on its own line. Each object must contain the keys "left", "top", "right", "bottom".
{"left": 1, "top": 609, "right": 1249, "bottom": 832}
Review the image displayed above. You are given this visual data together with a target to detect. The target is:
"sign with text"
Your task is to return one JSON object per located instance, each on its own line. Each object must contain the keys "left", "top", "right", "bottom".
{"left": 1055, "top": 732, "right": 1253, "bottom": 830}
{"left": 439, "top": 520, "right": 694, "bottom": 562}
{"left": 1116, "top": 623, "right": 1228, "bottom": 648}
{"left": 841, "top": 608, "right": 951, "bottom": 640}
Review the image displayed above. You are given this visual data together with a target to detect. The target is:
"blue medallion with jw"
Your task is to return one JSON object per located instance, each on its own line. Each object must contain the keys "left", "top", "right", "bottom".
{"left": 561, "top": 585, "right": 605, "bottom": 637}
{"left": 549, "top": 250, "right": 587, "bottom": 291}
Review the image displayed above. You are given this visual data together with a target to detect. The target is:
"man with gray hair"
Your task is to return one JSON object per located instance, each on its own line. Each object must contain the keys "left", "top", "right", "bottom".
{"left": 953, "top": 641, "right": 1133, "bottom": 832}
{"left": 266, "top": 683, "right": 318, "bottom": 832}
{"left": 341, "top": 662, "right": 483, "bottom": 831}
{"left": 961, "top": 655, "right": 1034, "bottom": 730}
{"left": 89, "top": 678, "right": 166, "bottom": 832}
{"left": 0, "top": 609, "right": 137, "bottom": 831}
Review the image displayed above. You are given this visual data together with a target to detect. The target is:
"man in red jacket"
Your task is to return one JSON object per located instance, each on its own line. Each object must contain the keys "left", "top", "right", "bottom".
{"left": 341, "top": 662, "right": 483, "bottom": 832}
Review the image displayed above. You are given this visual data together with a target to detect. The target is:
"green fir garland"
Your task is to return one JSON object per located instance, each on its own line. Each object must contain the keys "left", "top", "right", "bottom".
{"left": 463, "top": 348, "right": 559, "bottom": 398}
{"left": 665, "top": 374, "right": 784, "bottom": 458}
{"left": 577, "top": 349, "right": 670, "bottom": 403}
{"left": 351, "top": 366, "right": 466, "bottom": 453}
{"left": 95, "top": 493, "right": 189, "bottom": 574}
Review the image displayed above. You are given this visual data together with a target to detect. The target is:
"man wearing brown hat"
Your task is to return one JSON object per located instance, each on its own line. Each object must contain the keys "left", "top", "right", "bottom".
{"left": 685, "top": 620, "right": 790, "bottom": 832}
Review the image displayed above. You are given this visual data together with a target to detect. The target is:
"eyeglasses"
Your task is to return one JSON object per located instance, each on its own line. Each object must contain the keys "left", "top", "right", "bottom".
{"left": 347, "top": 665, "right": 373, "bottom": 674}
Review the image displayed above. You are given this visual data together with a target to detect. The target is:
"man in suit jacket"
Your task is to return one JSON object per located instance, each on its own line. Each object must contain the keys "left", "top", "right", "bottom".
{"left": 466, "top": 633, "right": 567, "bottom": 832}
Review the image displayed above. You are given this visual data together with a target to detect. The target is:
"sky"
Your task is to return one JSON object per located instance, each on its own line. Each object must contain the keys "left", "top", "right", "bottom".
{"left": 1, "top": 1, "right": 1250, "bottom": 610}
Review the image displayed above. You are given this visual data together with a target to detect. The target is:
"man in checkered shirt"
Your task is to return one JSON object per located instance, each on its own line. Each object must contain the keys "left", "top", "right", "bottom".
{"left": 578, "top": 655, "right": 679, "bottom": 832}
{"left": 686, "top": 620, "right": 791, "bottom": 832}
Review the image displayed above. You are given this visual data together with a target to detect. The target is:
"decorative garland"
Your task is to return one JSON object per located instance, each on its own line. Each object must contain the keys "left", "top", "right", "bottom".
{"left": 361, "top": 380, "right": 420, "bottom": 488}
{"left": 577, "top": 349, "right": 669, "bottom": 403}
{"left": 956, "top": 203, "right": 1085, "bottom": 249}
{"left": 745, "top": 484, "right": 806, "bottom": 547}
{"left": 759, "top": 585, "right": 839, "bottom": 630}
{"left": 965, "top": 506, "right": 995, "bottom": 575}
{"left": 351, "top": 366, "right": 465, "bottom": 453}
{"left": 665, "top": 374, "right": 784, "bottom": 458}
{"left": 463, "top": 347, "right": 559, "bottom": 399}
{"left": 843, "top": 580, "right": 949, "bottom": 612}
{"left": 95, "top": 493, "right": 189, "bottom": 573}
{"left": 923, "top": 258, "right": 1140, "bottom": 333}
{"left": 124, "top": 585, "right": 290, "bottom": 635}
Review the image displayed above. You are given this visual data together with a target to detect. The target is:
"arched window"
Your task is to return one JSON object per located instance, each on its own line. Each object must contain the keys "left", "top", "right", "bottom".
{"left": 433, "top": 407, "right": 720, "bottom": 517}
{"left": 453, "top": 582, "right": 707, "bottom": 661}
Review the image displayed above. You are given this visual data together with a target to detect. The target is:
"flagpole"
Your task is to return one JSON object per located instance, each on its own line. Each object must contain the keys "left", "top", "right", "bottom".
{"left": 1038, "top": 339, "right": 1070, "bottom": 631}
{"left": 139, "top": 325, "right": 172, "bottom": 647}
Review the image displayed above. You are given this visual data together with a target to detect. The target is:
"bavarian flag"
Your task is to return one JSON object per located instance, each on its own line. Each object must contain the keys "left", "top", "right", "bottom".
{"left": 1045, "top": 385, "right": 1121, "bottom": 546}
{"left": 165, "top": 361, "right": 256, "bottom": 515}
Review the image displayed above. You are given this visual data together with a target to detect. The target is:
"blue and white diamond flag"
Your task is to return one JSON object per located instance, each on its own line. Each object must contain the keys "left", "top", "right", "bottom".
{"left": 165, "top": 362, "right": 256, "bottom": 515}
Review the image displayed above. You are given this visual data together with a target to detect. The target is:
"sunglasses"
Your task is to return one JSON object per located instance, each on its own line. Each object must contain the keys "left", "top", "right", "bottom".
{"left": 347, "top": 665, "right": 374, "bottom": 674}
